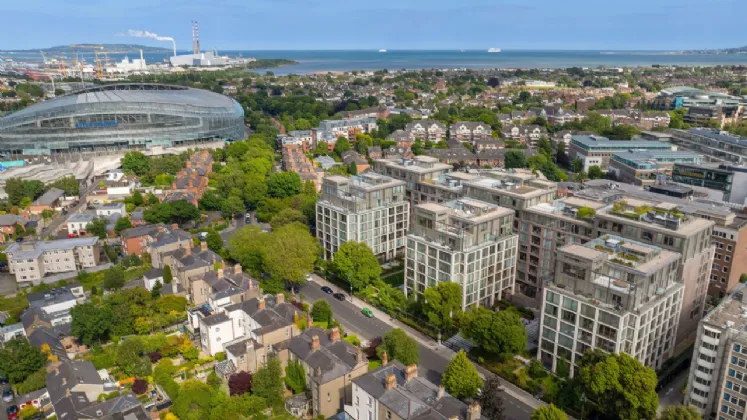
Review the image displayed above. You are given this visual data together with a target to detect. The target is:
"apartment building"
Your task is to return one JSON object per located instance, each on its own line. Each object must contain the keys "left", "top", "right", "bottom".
{"left": 517, "top": 197, "right": 602, "bottom": 304}
{"left": 500, "top": 124, "right": 548, "bottom": 147}
{"left": 608, "top": 150, "right": 704, "bottom": 186}
{"left": 314, "top": 117, "right": 378, "bottom": 146}
{"left": 405, "top": 120, "right": 448, "bottom": 142}
{"left": 347, "top": 360, "right": 482, "bottom": 420}
{"left": 592, "top": 197, "right": 714, "bottom": 344}
{"left": 373, "top": 156, "right": 468, "bottom": 208}
{"left": 405, "top": 197, "right": 518, "bottom": 309}
{"left": 5, "top": 237, "right": 100, "bottom": 284}
{"left": 670, "top": 128, "right": 747, "bottom": 165}
{"left": 569, "top": 134, "right": 675, "bottom": 170}
{"left": 277, "top": 130, "right": 314, "bottom": 152}
{"left": 449, "top": 121, "right": 492, "bottom": 143}
{"left": 709, "top": 215, "right": 747, "bottom": 299}
{"left": 684, "top": 285, "right": 747, "bottom": 417}
{"left": 538, "top": 235, "right": 683, "bottom": 376}
{"left": 316, "top": 173, "right": 409, "bottom": 261}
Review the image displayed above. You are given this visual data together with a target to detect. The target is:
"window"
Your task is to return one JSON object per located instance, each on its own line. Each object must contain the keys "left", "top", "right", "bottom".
{"left": 368, "top": 397, "right": 372, "bottom": 407}
{"left": 386, "top": 411, "right": 392, "bottom": 420}
{"left": 368, "top": 412, "right": 372, "bottom": 420}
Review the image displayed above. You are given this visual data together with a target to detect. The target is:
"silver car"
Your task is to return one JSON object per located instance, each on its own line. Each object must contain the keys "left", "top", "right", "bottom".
{"left": 2, "top": 386, "right": 12, "bottom": 403}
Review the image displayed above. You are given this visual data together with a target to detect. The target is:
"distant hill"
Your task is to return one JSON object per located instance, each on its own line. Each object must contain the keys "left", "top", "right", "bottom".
{"left": 681, "top": 45, "right": 747, "bottom": 55}
{"left": 9, "top": 44, "right": 172, "bottom": 54}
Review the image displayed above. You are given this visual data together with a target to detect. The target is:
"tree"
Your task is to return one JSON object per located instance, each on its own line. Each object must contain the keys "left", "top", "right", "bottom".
{"left": 71, "top": 303, "right": 114, "bottom": 346}
{"left": 172, "top": 379, "right": 213, "bottom": 420}
{"left": 349, "top": 161, "right": 358, "bottom": 175}
{"left": 331, "top": 242, "right": 381, "bottom": 291}
{"left": 263, "top": 223, "right": 319, "bottom": 285}
{"left": 204, "top": 230, "right": 223, "bottom": 253}
{"left": 114, "top": 216, "right": 132, "bottom": 235}
{"left": 270, "top": 208, "right": 307, "bottom": 229}
{"left": 86, "top": 217, "right": 109, "bottom": 239}
{"left": 334, "top": 136, "right": 351, "bottom": 155}
{"left": 576, "top": 350, "right": 658, "bottom": 420}
{"left": 49, "top": 176, "right": 80, "bottom": 196}
{"left": 151, "top": 281, "right": 163, "bottom": 298}
{"left": 169, "top": 200, "right": 201, "bottom": 224}
{"left": 311, "top": 299, "right": 333, "bottom": 324}
{"left": 477, "top": 376, "right": 505, "bottom": 420}
{"left": 132, "top": 378, "right": 148, "bottom": 395}
{"left": 23, "top": 180, "right": 44, "bottom": 201}
{"left": 198, "top": 189, "right": 224, "bottom": 211}
{"left": 18, "top": 405, "right": 39, "bottom": 420}
{"left": 252, "top": 358, "right": 284, "bottom": 406}
{"left": 122, "top": 151, "right": 151, "bottom": 176}
{"left": 531, "top": 404, "right": 567, "bottom": 420}
{"left": 315, "top": 141, "right": 329, "bottom": 155}
{"left": 576, "top": 206, "right": 596, "bottom": 219}
{"left": 4, "top": 178, "right": 27, "bottom": 206}
{"left": 163, "top": 265, "right": 173, "bottom": 284}
{"left": 411, "top": 139, "right": 425, "bottom": 156}
{"left": 658, "top": 405, "right": 701, "bottom": 420}
{"left": 380, "top": 329, "right": 419, "bottom": 365}
{"left": 504, "top": 151, "right": 527, "bottom": 169}
{"left": 537, "top": 137, "right": 553, "bottom": 157}
{"left": 15, "top": 369, "right": 46, "bottom": 395}
{"left": 221, "top": 195, "right": 246, "bottom": 219}
{"left": 422, "top": 282, "right": 462, "bottom": 331}
{"left": 570, "top": 157, "right": 583, "bottom": 173}
{"left": 588, "top": 165, "right": 603, "bottom": 180}
{"left": 462, "top": 307, "right": 527, "bottom": 357}
{"left": 267, "top": 171, "right": 302, "bottom": 198}
{"left": 102, "top": 266, "right": 126, "bottom": 290}
{"left": 132, "top": 190, "right": 144, "bottom": 206}
{"left": 228, "top": 371, "right": 253, "bottom": 396}
{"left": 0, "top": 339, "right": 47, "bottom": 384}
{"left": 228, "top": 225, "right": 269, "bottom": 275}
{"left": 442, "top": 351, "right": 482, "bottom": 399}
{"left": 285, "top": 360, "right": 307, "bottom": 393}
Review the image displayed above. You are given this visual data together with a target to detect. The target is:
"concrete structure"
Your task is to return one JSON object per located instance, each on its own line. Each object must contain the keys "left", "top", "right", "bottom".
{"left": 5, "top": 237, "right": 100, "bottom": 284}
{"left": 373, "top": 156, "right": 467, "bottom": 208}
{"left": 653, "top": 86, "right": 742, "bottom": 111}
{"left": 405, "top": 197, "right": 518, "bottom": 309}
{"left": 317, "top": 173, "right": 409, "bottom": 261}
{"left": 670, "top": 129, "right": 747, "bottom": 165}
{"left": 608, "top": 150, "right": 704, "bottom": 186}
{"left": 569, "top": 134, "right": 675, "bottom": 170}
{"left": 708, "top": 216, "right": 747, "bottom": 299}
{"left": 348, "top": 360, "right": 482, "bottom": 420}
{"left": 684, "top": 285, "right": 747, "bottom": 417}
{"left": 0, "top": 83, "right": 244, "bottom": 155}
{"left": 538, "top": 235, "right": 683, "bottom": 376}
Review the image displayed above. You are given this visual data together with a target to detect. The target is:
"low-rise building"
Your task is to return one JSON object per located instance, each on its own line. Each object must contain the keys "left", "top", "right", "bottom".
{"left": 608, "top": 150, "right": 704, "bottom": 186}
{"left": 29, "top": 188, "right": 65, "bottom": 215}
{"left": 405, "top": 120, "right": 447, "bottom": 142}
{"left": 120, "top": 223, "right": 191, "bottom": 257}
{"left": 670, "top": 128, "right": 747, "bottom": 165}
{"left": 500, "top": 124, "right": 548, "bottom": 147}
{"left": 449, "top": 122, "right": 492, "bottom": 143}
{"left": 569, "top": 134, "right": 675, "bottom": 170}
{"left": 95, "top": 202, "right": 126, "bottom": 218}
{"left": 66, "top": 213, "right": 95, "bottom": 236}
{"left": 0, "top": 214, "right": 30, "bottom": 242}
{"left": 5, "top": 238, "right": 100, "bottom": 284}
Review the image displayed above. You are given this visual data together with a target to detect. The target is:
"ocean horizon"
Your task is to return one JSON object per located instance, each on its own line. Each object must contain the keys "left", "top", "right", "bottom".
{"left": 5, "top": 49, "right": 747, "bottom": 75}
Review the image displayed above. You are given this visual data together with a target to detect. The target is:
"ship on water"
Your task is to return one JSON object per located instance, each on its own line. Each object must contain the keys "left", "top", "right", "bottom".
{"left": 488, "top": 48, "right": 501, "bottom": 53}
{"left": 378, "top": 49, "right": 387, "bottom": 53}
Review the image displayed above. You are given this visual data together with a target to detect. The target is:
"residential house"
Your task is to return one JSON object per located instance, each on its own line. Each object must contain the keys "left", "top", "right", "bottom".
{"left": 367, "top": 146, "right": 383, "bottom": 160}
{"left": 120, "top": 223, "right": 191, "bottom": 257}
{"left": 0, "top": 214, "right": 29, "bottom": 242}
{"left": 66, "top": 213, "right": 95, "bottom": 236}
{"left": 29, "top": 188, "right": 64, "bottom": 215}
{"left": 500, "top": 124, "right": 548, "bottom": 147}
{"left": 341, "top": 150, "right": 371, "bottom": 173}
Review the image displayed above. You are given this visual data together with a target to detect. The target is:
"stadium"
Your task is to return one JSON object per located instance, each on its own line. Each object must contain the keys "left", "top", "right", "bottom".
{"left": 0, "top": 83, "right": 245, "bottom": 155}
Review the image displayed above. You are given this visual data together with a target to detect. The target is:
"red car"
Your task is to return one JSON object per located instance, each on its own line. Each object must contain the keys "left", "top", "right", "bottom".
{"left": 7, "top": 404, "right": 18, "bottom": 420}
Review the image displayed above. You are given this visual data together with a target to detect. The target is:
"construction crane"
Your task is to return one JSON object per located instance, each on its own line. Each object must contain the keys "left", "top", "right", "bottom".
{"left": 40, "top": 51, "right": 48, "bottom": 65}
{"left": 70, "top": 44, "right": 105, "bottom": 79}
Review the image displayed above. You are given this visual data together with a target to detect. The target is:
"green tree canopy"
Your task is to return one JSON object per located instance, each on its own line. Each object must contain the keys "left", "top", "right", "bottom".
{"left": 380, "top": 328, "right": 419, "bottom": 366}
{"left": 228, "top": 225, "right": 269, "bottom": 276}
{"left": 334, "top": 136, "right": 351, "bottom": 155}
{"left": 462, "top": 307, "right": 527, "bottom": 357}
{"left": 49, "top": 176, "right": 80, "bottom": 196}
{"left": 477, "top": 376, "right": 505, "bottom": 420}
{"left": 70, "top": 302, "right": 115, "bottom": 345}
{"left": 331, "top": 242, "right": 382, "bottom": 291}
{"left": 86, "top": 217, "right": 109, "bottom": 239}
{"left": 0, "top": 339, "right": 47, "bottom": 384}
{"left": 576, "top": 350, "right": 658, "bottom": 420}
{"left": 422, "top": 282, "right": 462, "bottom": 331}
{"left": 163, "top": 265, "right": 173, "bottom": 284}
{"left": 270, "top": 208, "right": 307, "bottom": 230}
{"left": 311, "top": 299, "right": 333, "bottom": 324}
{"left": 504, "top": 151, "right": 527, "bottom": 169}
{"left": 442, "top": 350, "right": 482, "bottom": 399}
{"left": 262, "top": 223, "right": 319, "bottom": 285}
{"left": 658, "top": 405, "right": 701, "bottom": 420}
{"left": 221, "top": 195, "right": 246, "bottom": 218}
{"left": 121, "top": 151, "right": 151, "bottom": 176}
{"left": 172, "top": 379, "right": 213, "bottom": 420}
{"left": 588, "top": 165, "right": 603, "bottom": 180}
{"left": 530, "top": 404, "right": 567, "bottom": 420}
{"left": 102, "top": 266, "right": 126, "bottom": 290}
{"left": 267, "top": 171, "right": 302, "bottom": 198}
{"left": 114, "top": 216, "right": 133, "bottom": 235}
{"left": 252, "top": 358, "right": 284, "bottom": 406}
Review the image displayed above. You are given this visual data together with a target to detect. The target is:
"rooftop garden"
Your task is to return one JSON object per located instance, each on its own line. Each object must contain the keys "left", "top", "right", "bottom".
{"left": 610, "top": 200, "right": 686, "bottom": 222}
{"left": 576, "top": 206, "right": 596, "bottom": 219}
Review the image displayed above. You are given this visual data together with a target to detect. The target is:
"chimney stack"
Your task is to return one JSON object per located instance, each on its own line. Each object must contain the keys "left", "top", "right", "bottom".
{"left": 329, "top": 327, "right": 340, "bottom": 343}
{"left": 184, "top": 247, "right": 191, "bottom": 256}
{"left": 200, "top": 241, "right": 207, "bottom": 252}
{"left": 171, "top": 223, "right": 179, "bottom": 231}
{"left": 315, "top": 366, "right": 322, "bottom": 377}
{"left": 382, "top": 351, "right": 388, "bottom": 366}
{"left": 257, "top": 297, "right": 266, "bottom": 310}
{"left": 437, "top": 385, "right": 445, "bottom": 400}
{"left": 311, "top": 335, "right": 320, "bottom": 351}
{"left": 217, "top": 268, "right": 224, "bottom": 279}
{"left": 275, "top": 292, "right": 284, "bottom": 305}
{"left": 467, "top": 402, "right": 481, "bottom": 420}
{"left": 357, "top": 347, "right": 364, "bottom": 364}
{"left": 157, "top": 225, "right": 165, "bottom": 233}
{"left": 306, "top": 313, "right": 313, "bottom": 327}
{"left": 385, "top": 374, "right": 396, "bottom": 390}
{"left": 405, "top": 364, "right": 418, "bottom": 381}
{"left": 234, "top": 264, "right": 243, "bottom": 275}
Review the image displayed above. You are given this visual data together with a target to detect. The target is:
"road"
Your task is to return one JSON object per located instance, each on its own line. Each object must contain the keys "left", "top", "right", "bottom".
{"left": 299, "top": 282, "right": 535, "bottom": 420}
{"left": 658, "top": 369, "right": 688, "bottom": 409}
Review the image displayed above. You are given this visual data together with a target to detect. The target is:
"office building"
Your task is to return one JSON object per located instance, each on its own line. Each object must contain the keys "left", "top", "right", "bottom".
{"left": 670, "top": 129, "right": 747, "bottom": 165}
{"left": 538, "top": 235, "right": 683, "bottom": 376}
{"left": 405, "top": 197, "right": 517, "bottom": 309}
{"left": 316, "top": 173, "right": 409, "bottom": 261}
{"left": 684, "top": 285, "right": 747, "bottom": 417}
{"left": 672, "top": 163, "right": 736, "bottom": 202}
{"left": 608, "top": 150, "right": 704, "bottom": 186}
{"left": 569, "top": 134, "right": 675, "bottom": 171}
{"left": 5, "top": 237, "right": 100, "bottom": 284}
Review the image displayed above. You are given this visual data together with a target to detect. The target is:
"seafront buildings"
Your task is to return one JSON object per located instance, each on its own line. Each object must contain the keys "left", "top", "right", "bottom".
{"left": 539, "top": 235, "right": 683, "bottom": 375}
{"left": 405, "top": 197, "right": 517, "bottom": 309}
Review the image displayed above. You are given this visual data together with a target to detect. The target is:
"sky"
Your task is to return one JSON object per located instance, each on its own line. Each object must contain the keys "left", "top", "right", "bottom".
{"left": 2, "top": 0, "right": 744, "bottom": 51}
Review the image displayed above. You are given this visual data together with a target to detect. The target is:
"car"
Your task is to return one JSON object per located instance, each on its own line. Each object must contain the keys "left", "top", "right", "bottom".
{"left": 333, "top": 293, "right": 346, "bottom": 301}
{"left": 306, "top": 274, "right": 313, "bottom": 282}
{"left": 361, "top": 308, "right": 375, "bottom": 318}
{"left": 321, "top": 286, "right": 333, "bottom": 294}
{"left": 292, "top": 284, "right": 300, "bottom": 294}
{"left": 7, "top": 404, "right": 18, "bottom": 420}
{"left": 2, "top": 386, "right": 12, "bottom": 402}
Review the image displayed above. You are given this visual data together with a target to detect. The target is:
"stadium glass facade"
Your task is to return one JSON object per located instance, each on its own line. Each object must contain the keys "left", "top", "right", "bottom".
{"left": 0, "top": 84, "right": 244, "bottom": 155}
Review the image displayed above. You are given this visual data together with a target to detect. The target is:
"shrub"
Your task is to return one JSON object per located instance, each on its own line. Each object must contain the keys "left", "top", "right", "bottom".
{"left": 132, "top": 378, "right": 148, "bottom": 395}
{"left": 228, "top": 371, "right": 253, "bottom": 396}
{"left": 147, "top": 352, "right": 162, "bottom": 363}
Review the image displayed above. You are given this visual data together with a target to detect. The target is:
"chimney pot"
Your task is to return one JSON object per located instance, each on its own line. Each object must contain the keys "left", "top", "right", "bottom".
{"left": 200, "top": 241, "right": 208, "bottom": 252}
{"left": 257, "top": 297, "right": 266, "bottom": 311}
{"left": 311, "top": 335, "right": 320, "bottom": 351}
{"left": 437, "top": 385, "right": 445, "bottom": 400}
{"left": 405, "top": 364, "right": 418, "bottom": 381}
{"left": 330, "top": 327, "right": 340, "bottom": 343}
{"left": 217, "top": 268, "right": 224, "bottom": 279}
{"left": 184, "top": 247, "right": 191, "bottom": 256}
{"left": 385, "top": 374, "right": 396, "bottom": 390}
{"left": 234, "top": 264, "right": 243, "bottom": 275}
{"left": 171, "top": 223, "right": 179, "bottom": 231}
{"left": 306, "top": 313, "right": 313, "bottom": 327}
{"left": 275, "top": 292, "right": 284, "bottom": 305}
{"left": 382, "top": 352, "right": 388, "bottom": 366}
{"left": 467, "top": 402, "right": 481, "bottom": 420}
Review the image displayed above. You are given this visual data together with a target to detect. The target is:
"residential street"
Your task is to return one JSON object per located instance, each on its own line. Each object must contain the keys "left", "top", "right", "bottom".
{"left": 299, "top": 279, "right": 537, "bottom": 420}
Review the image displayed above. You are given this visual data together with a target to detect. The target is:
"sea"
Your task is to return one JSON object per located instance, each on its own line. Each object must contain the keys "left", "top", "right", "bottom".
{"left": 4, "top": 49, "right": 747, "bottom": 76}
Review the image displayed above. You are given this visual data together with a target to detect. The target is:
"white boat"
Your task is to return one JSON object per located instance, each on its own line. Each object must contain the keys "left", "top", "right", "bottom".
{"left": 378, "top": 49, "right": 387, "bottom": 53}
{"left": 487, "top": 48, "right": 501, "bottom": 53}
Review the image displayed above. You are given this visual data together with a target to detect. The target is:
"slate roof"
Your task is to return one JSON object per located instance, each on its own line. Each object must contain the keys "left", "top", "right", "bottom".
{"left": 288, "top": 327, "right": 365, "bottom": 384}
{"left": 33, "top": 187, "right": 64, "bottom": 206}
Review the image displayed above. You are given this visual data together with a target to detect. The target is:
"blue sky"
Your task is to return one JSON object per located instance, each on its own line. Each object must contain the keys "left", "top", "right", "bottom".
{"left": 2, "top": 0, "right": 744, "bottom": 50}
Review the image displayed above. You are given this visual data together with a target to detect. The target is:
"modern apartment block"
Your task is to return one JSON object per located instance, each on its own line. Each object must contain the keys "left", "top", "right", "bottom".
{"left": 449, "top": 121, "right": 492, "bottom": 143}
{"left": 592, "top": 197, "right": 714, "bottom": 344}
{"left": 404, "top": 120, "right": 448, "bottom": 142}
{"left": 316, "top": 173, "right": 409, "bottom": 261}
{"left": 684, "top": 285, "right": 747, "bottom": 418}
{"left": 517, "top": 197, "right": 602, "bottom": 304}
{"left": 373, "top": 156, "right": 467, "bottom": 207}
{"left": 709, "top": 215, "right": 747, "bottom": 299}
{"left": 460, "top": 170, "right": 557, "bottom": 300}
{"left": 5, "top": 237, "right": 100, "bottom": 284}
{"left": 538, "top": 235, "right": 683, "bottom": 376}
{"left": 405, "top": 197, "right": 518, "bottom": 309}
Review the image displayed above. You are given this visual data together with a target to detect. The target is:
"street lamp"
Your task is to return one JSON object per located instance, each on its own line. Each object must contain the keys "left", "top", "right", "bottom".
{"left": 350, "top": 283, "right": 353, "bottom": 303}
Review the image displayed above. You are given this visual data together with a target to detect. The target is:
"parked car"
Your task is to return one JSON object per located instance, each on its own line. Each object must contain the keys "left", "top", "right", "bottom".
{"left": 361, "top": 308, "right": 375, "bottom": 318}
{"left": 333, "top": 293, "right": 346, "bottom": 301}
{"left": 321, "top": 286, "right": 333, "bottom": 294}
{"left": 7, "top": 404, "right": 18, "bottom": 420}
{"left": 2, "top": 386, "right": 12, "bottom": 402}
